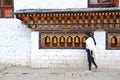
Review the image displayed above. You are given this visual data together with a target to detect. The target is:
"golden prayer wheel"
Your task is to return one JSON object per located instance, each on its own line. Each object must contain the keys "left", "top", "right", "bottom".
{"left": 74, "top": 36, "right": 80, "bottom": 43}
{"left": 45, "top": 36, "right": 50, "bottom": 47}
{"left": 60, "top": 36, "right": 65, "bottom": 43}
{"left": 60, "top": 36, "right": 65, "bottom": 47}
{"left": 46, "top": 37, "right": 50, "bottom": 43}
{"left": 82, "top": 36, "right": 87, "bottom": 48}
{"left": 67, "top": 36, "right": 72, "bottom": 47}
{"left": 74, "top": 36, "right": 80, "bottom": 47}
{"left": 53, "top": 37, "right": 57, "bottom": 44}
{"left": 52, "top": 36, "right": 58, "bottom": 47}
{"left": 111, "top": 36, "right": 117, "bottom": 47}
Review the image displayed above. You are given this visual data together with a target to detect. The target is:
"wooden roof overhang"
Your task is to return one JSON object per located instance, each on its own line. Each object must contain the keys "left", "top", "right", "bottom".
{"left": 14, "top": 8, "right": 120, "bottom": 31}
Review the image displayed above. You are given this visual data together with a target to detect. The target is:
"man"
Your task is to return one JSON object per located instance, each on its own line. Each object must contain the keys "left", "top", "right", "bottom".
{"left": 86, "top": 32, "right": 98, "bottom": 71}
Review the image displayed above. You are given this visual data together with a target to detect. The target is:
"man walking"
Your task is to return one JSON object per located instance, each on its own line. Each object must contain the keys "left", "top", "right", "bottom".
{"left": 85, "top": 32, "right": 98, "bottom": 71}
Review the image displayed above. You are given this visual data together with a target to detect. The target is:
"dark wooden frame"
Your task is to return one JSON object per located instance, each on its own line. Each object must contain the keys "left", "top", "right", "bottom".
{"left": 88, "top": 0, "right": 116, "bottom": 8}
{"left": 0, "top": 0, "right": 14, "bottom": 18}
{"left": 106, "top": 31, "right": 120, "bottom": 50}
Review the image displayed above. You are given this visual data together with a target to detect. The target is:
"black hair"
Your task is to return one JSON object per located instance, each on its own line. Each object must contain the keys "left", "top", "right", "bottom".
{"left": 86, "top": 32, "right": 91, "bottom": 36}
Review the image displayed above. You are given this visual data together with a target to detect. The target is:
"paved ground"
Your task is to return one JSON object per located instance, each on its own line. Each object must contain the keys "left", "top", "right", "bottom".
{"left": 0, "top": 65, "right": 120, "bottom": 80}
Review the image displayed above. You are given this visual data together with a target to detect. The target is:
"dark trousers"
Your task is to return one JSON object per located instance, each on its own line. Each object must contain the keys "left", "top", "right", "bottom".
{"left": 87, "top": 49, "right": 97, "bottom": 70}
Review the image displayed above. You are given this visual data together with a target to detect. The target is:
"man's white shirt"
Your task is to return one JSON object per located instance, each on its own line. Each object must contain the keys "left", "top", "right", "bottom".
{"left": 86, "top": 37, "right": 95, "bottom": 50}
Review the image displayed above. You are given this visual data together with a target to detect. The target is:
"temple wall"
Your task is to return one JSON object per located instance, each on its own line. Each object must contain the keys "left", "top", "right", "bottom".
{"left": 31, "top": 31, "right": 87, "bottom": 69}
{"left": 31, "top": 31, "right": 120, "bottom": 69}
{"left": 0, "top": 0, "right": 87, "bottom": 66}
{"left": 0, "top": 19, "right": 31, "bottom": 66}
{"left": 94, "top": 31, "right": 120, "bottom": 69}
{"left": 0, "top": 0, "right": 120, "bottom": 69}
{"left": 14, "top": 0, "right": 88, "bottom": 11}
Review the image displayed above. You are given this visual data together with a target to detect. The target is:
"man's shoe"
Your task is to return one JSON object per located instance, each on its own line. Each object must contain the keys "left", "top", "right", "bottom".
{"left": 95, "top": 66, "right": 98, "bottom": 69}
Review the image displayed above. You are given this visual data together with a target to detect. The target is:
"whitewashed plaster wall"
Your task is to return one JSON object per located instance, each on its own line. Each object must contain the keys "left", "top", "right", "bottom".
{"left": 14, "top": 0, "right": 88, "bottom": 11}
{"left": 94, "top": 31, "right": 120, "bottom": 69}
{"left": 15, "top": 0, "right": 120, "bottom": 69}
{"left": 31, "top": 31, "right": 120, "bottom": 69}
{"left": 0, "top": 19, "right": 31, "bottom": 66}
{"left": 0, "top": 0, "right": 87, "bottom": 66}
{"left": 31, "top": 32, "right": 87, "bottom": 69}
{"left": 0, "top": 0, "right": 120, "bottom": 69}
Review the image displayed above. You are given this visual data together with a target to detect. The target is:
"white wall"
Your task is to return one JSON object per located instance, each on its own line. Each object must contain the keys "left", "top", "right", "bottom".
{"left": 0, "top": 19, "right": 31, "bottom": 66}
{"left": 0, "top": 0, "right": 120, "bottom": 69}
{"left": 94, "top": 31, "right": 120, "bottom": 69}
{"left": 31, "top": 31, "right": 120, "bottom": 69}
{"left": 14, "top": 0, "right": 88, "bottom": 11}
{"left": 31, "top": 32, "right": 87, "bottom": 68}
{"left": 0, "top": 0, "right": 87, "bottom": 67}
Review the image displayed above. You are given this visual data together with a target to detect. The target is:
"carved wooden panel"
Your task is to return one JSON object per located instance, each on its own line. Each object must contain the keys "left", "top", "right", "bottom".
{"left": 107, "top": 32, "right": 120, "bottom": 49}
{"left": 40, "top": 33, "right": 88, "bottom": 49}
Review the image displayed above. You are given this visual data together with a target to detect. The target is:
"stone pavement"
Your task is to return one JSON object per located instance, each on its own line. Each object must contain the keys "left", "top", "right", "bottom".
{"left": 0, "top": 65, "right": 120, "bottom": 80}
